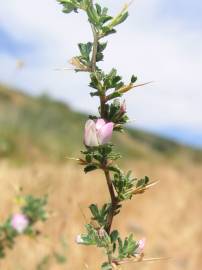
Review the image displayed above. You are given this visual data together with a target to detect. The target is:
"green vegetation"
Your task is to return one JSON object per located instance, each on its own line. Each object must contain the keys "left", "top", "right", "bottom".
{"left": 0, "top": 84, "right": 85, "bottom": 162}
{"left": 0, "top": 83, "right": 201, "bottom": 164}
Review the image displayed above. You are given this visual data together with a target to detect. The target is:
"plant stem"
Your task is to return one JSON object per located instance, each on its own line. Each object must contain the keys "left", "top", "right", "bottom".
{"left": 107, "top": 250, "right": 113, "bottom": 265}
{"left": 104, "top": 169, "right": 117, "bottom": 234}
{"left": 88, "top": 4, "right": 117, "bottom": 265}
{"left": 100, "top": 95, "right": 106, "bottom": 118}
{"left": 91, "top": 24, "right": 98, "bottom": 72}
{"left": 91, "top": 24, "right": 107, "bottom": 117}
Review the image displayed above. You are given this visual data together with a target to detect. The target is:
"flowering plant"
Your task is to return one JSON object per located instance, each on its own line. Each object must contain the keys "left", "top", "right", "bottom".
{"left": 0, "top": 194, "right": 48, "bottom": 259}
{"left": 57, "top": 0, "right": 158, "bottom": 269}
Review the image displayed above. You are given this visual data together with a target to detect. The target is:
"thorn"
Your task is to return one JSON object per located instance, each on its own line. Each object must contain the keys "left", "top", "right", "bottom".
{"left": 141, "top": 256, "right": 171, "bottom": 262}
{"left": 53, "top": 67, "right": 75, "bottom": 71}
{"left": 117, "top": 256, "right": 171, "bottom": 265}
{"left": 133, "top": 81, "right": 154, "bottom": 88}
{"left": 66, "top": 157, "right": 87, "bottom": 165}
{"left": 128, "top": 0, "right": 135, "bottom": 7}
{"left": 117, "top": 81, "right": 154, "bottom": 96}
{"left": 145, "top": 180, "right": 160, "bottom": 189}
{"left": 65, "top": 156, "right": 80, "bottom": 161}
{"left": 132, "top": 180, "right": 159, "bottom": 195}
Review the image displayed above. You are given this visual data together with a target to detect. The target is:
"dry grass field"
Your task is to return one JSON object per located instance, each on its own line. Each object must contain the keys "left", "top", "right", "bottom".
{"left": 0, "top": 84, "right": 202, "bottom": 269}
{"left": 0, "top": 158, "right": 201, "bottom": 270}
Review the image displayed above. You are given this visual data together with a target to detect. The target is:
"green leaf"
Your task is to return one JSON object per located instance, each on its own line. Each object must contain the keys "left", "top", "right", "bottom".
{"left": 89, "top": 204, "right": 99, "bottom": 218}
{"left": 117, "top": 234, "right": 138, "bottom": 259}
{"left": 57, "top": 0, "right": 78, "bottom": 14}
{"left": 145, "top": 176, "right": 150, "bottom": 184}
{"left": 90, "top": 91, "right": 100, "bottom": 97}
{"left": 95, "top": 42, "right": 107, "bottom": 62}
{"left": 95, "top": 3, "right": 102, "bottom": 16}
{"left": 96, "top": 52, "right": 104, "bottom": 62}
{"left": 109, "top": 11, "right": 129, "bottom": 28}
{"left": 107, "top": 165, "right": 122, "bottom": 174}
{"left": 78, "top": 42, "right": 92, "bottom": 61}
{"left": 80, "top": 224, "right": 111, "bottom": 248}
{"left": 101, "top": 27, "right": 116, "bottom": 37}
{"left": 97, "top": 42, "right": 107, "bottom": 52}
{"left": 110, "top": 230, "right": 119, "bottom": 243}
{"left": 112, "top": 171, "right": 136, "bottom": 201}
{"left": 116, "top": 11, "right": 129, "bottom": 26}
{"left": 86, "top": 154, "right": 92, "bottom": 163}
{"left": 89, "top": 72, "right": 103, "bottom": 91}
{"left": 86, "top": 5, "right": 99, "bottom": 26}
{"left": 89, "top": 203, "right": 110, "bottom": 227}
{"left": 101, "top": 262, "right": 113, "bottom": 270}
{"left": 106, "top": 92, "right": 122, "bottom": 101}
{"left": 136, "top": 176, "right": 150, "bottom": 188}
{"left": 102, "top": 7, "right": 108, "bottom": 16}
{"left": 100, "top": 15, "right": 113, "bottom": 25}
{"left": 104, "top": 69, "right": 123, "bottom": 91}
{"left": 84, "top": 164, "right": 98, "bottom": 173}
{"left": 131, "top": 75, "right": 137, "bottom": 83}
{"left": 22, "top": 195, "right": 48, "bottom": 223}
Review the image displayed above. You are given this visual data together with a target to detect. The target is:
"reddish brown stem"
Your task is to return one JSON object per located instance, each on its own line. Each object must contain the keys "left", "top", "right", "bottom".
{"left": 104, "top": 168, "right": 117, "bottom": 234}
{"left": 90, "top": 10, "right": 117, "bottom": 264}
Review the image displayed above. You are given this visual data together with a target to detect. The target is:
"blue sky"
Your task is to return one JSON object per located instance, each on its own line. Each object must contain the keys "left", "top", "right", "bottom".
{"left": 0, "top": 29, "right": 33, "bottom": 57}
{"left": 159, "top": 1, "right": 202, "bottom": 27}
{"left": 0, "top": 0, "right": 202, "bottom": 147}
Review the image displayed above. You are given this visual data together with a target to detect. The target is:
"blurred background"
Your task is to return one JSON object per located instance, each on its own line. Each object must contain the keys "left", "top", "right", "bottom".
{"left": 0, "top": 0, "right": 202, "bottom": 269}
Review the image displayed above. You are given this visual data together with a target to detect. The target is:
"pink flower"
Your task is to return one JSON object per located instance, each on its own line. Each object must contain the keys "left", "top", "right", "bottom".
{"left": 11, "top": 213, "right": 29, "bottom": 233}
{"left": 84, "top": 119, "right": 114, "bottom": 147}
{"left": 135, "top": 238, "right": 146, "bottom": 254}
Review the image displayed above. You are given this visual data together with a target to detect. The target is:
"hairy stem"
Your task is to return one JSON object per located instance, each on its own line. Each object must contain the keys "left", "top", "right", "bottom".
{"left": 107, "top": 249, "right": 113, "bottom": 265}
{"left": 91, "top": 24, "right": 98, "bottom": 72}
{"left": 88, "top": 3, "right": 117, "bottom": 265}
{"left": 100, "top": 96, "right": 106, "bottom": 118}
{"left": 104, "top": 169, "right": 117, "bottom": 234}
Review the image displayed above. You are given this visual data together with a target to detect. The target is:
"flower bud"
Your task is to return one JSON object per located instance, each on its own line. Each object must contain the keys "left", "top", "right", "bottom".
{"left": 84, "top": 119, "right": 114, "bottom": 147}
{"left": 135, "top": 238, "right": 146, "bottom": 254}
{"left": 75, "top": 234, "right": 84, "bottom": 244}
{"left": 11, "top": 213, "right": 29, "bottom": 233}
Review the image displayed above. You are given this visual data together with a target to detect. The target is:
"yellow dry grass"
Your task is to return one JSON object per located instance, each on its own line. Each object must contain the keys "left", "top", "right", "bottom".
{"left": 0, "top": 159, "right": 201, "bottom": 270}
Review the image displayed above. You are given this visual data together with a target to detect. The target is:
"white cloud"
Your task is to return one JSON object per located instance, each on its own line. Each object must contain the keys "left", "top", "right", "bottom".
{"left": 0, "top": 0, "right": 202, "bottom": 144}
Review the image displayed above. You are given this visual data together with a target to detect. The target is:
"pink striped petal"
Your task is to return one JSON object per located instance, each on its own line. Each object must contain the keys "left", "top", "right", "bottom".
{"left": 95, "top": 119, "right": 106, "bottom": 130}
{"left": 97, "top": 122, "right": 114, "bottom": 144}
{"left": 135, "top": 238, "right": 146, "bottom": 254}
{"left": 84, "top": 120, "right": 99, "bottom": 147}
